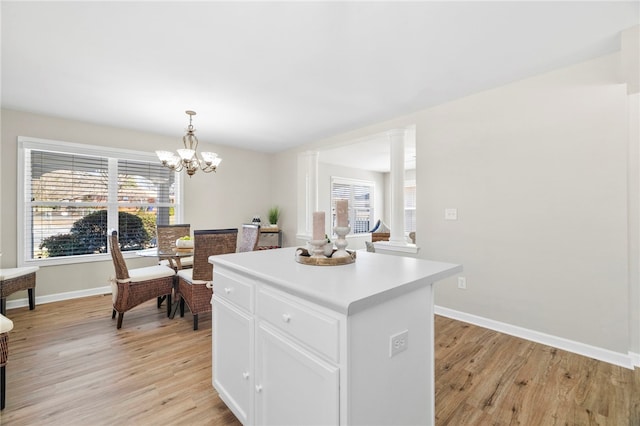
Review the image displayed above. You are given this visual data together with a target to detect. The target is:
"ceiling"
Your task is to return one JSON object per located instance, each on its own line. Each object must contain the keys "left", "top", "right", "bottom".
{"left": 2, "top": 1, "right": 638, "bottom": 165}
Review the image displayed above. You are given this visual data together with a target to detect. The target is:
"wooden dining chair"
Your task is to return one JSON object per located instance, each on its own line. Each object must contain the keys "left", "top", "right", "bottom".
{"left": 238, "top": 223, "right": 261, "bottom": 252}
{"left": 177, "top": 228, "right": 238, "bottom": 330}
{"left": 108, "top": 230, "right": 176, "bottom": 329}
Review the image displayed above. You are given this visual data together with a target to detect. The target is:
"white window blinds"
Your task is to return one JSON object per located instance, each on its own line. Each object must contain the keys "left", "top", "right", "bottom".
{"left": 19, "top": 137, "right": 181, "bottom": 265}
{"left": 404, "top": 181, "right": 416, "bottom": 233}
{"left": 330, "top": 177, "right": 374, "bottom": 234}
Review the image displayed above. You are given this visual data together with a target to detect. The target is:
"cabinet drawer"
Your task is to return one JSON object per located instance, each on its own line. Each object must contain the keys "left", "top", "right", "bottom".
{"left": 258, "top": 232, "right": 280, "bottom": 247}
{"left": 258, "top": 290, "right": 339, "bottom": 362}
{"left": 213, "top": 269, "right": 254, "bottom": 312}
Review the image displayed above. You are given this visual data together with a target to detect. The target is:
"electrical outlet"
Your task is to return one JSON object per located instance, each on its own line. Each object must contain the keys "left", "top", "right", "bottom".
{"left": 458, "top": 276, "right": 467, "bottom": 289}
{"left": 389, "top": 330, "right": 409, "bottom": 357}
{"left": 445, "top": 208, "right": 458, "bottom": 220}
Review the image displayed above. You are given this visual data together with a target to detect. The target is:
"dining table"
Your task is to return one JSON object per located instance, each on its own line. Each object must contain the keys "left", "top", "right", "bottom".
{"left": 136, "top": 247, "right": 194, "bottom": 318}
{"left": 136, "top": 247, "right": 193, "bottom": 270}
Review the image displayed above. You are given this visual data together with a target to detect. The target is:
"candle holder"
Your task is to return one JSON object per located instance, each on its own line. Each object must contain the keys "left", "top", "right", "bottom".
{"left": 308, "top": 239, "right": 328, "bottom": 258}
{"left": 332, "top": 226, "right": 351, "bottom": 258}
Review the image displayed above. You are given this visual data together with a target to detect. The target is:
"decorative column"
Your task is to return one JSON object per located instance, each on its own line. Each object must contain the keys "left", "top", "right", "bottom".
{"left": 388, "top": 128, "right": 407, "bottom": 246}
{"left": 297, "top": 151, "right": 319, "bottom": 240}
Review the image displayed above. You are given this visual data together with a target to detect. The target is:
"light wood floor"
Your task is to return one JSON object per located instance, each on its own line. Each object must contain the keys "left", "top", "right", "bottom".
{"left": 1, "top": 294, "right": 638, "bottom": 425}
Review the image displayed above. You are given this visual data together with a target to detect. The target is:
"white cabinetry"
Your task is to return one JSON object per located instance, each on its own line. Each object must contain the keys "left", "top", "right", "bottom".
{"left": 255, "top": 322, "right": 339, "bottom": 425}
{"left": 212, "top": 269, "right": 255, "bottom": 424}
{"left": 212, "top": 297, "right": 253, "bottom": 424}
{"left": 210, "top": 247, "right": 462, "bottom": 426}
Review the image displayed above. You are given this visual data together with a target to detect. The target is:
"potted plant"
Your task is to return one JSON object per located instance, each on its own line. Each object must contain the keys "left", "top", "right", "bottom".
{"left": 268, "top": 206, "right": 281, "bottom": 227}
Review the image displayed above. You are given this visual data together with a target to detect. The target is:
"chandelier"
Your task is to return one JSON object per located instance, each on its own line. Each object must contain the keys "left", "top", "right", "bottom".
{"left": 155, "top": 110, "right": 222, "bottom": 177}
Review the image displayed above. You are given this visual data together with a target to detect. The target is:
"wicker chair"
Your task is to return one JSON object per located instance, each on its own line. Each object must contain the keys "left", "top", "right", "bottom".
{"left": 157, "top": 224, "right": 192, "bottom": 270}
{"left": 0, "top": 267, "right": 38, "bottom": 316}
{"left": 0, "top": 313, "right": 14, "bottom": 410}
{"left": 238, "top": 223, "right": 260, "bottom": 252}
{"left": 177, "top": 228, "right": 238, "bottom": 330}
{"left": 108, "top": 230, "right": 176, "bottom": 329}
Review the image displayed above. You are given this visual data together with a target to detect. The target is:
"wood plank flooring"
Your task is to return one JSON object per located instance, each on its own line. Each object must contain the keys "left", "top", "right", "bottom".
{"left": 434, "top": 317, "right": 639, "bottom": 425}
{"left": 1, "top": 294, "right": 638, "bottom": 425}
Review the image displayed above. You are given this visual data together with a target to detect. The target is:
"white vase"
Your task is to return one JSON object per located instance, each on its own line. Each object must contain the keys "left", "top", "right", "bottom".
{"left": 176, "top": 238, "right": 194, "bottom": 249}
{"left": 323, "top": 243, "right": 334, "bottom": 257}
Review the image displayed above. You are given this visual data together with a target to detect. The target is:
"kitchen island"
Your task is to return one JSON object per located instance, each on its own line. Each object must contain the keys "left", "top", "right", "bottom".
{"left": 209, "top": 247, "right": 461, "bottom": 426}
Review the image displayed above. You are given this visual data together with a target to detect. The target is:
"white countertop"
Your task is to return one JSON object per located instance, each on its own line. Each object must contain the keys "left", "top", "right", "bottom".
{"left": 210, "top": 247, "right": 462, "bottom": 315}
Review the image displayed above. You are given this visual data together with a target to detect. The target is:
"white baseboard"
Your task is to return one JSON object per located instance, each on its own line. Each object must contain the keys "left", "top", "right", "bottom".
{"left": 435, "top": 305, "right": 635, "bottom": 370}
{"left": 6, "top": 291, "right": 637, "bottom": 370}
{"left": 6, "top": 286, "right": 112, "bottom": 311}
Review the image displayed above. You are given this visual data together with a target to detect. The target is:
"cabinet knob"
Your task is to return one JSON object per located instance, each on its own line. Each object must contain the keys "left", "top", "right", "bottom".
{"left": 224, "top": 287, "right": 232, "bottom": 294}
{"left": 282, "top": 313, "right": 291, "bottom": 323}
{"left": 242, "top": 372, "right": 250, "bottom": 380}
{"left": 255, "top": 384, "right": 263, "bottom": 393}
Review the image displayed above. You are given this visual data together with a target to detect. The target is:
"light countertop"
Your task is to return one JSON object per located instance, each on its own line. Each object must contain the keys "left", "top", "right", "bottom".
{"left": 210, "top": 247, "right": 462, "bottom": 315}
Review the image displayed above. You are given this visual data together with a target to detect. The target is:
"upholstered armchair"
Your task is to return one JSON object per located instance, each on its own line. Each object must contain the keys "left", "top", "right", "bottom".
{"left": 108, "top": 230, "right": 175, "bottom": 329}
{"left": 238, "top": 223, "right": 260, "bottom": 252}
{"left": 177, "top": 228, "right": 238, "bottom": 330}
{"left": 0, "top": 267, "right": 39, "bottom": 316}
{"left": 370, "top": 219, "right": 391, "bottom": 242}
{"left": 0, "top": 313, "right": 14, "bottom": 410}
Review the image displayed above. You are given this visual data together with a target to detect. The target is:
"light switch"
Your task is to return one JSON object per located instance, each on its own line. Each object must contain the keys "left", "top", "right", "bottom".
{"left": 445, "top": 208, "right": 458, "bottom": 220}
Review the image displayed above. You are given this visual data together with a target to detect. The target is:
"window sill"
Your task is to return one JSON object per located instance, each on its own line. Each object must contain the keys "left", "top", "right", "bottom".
{"left": 20, "top": 250, "right": 149, "bottom": 267}
{"left": 372, "top": 241, "right": 420, "bottom": 254}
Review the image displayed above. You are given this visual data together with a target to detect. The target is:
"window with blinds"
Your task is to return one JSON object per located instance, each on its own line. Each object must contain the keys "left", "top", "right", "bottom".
{"left": 405, "top": 181, "right": 416, "bottom": 233}
{"left": 330, "top": 177, "right": 374, "bottom": 234}
{"left": 19, "top": 137, "right": 181, "bottom": 264}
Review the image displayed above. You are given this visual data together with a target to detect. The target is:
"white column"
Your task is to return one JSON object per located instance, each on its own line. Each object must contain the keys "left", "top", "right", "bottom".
{"left": 621, "top": 25, "right": 639, "bottom": 95}
{"left": 297, "top": 151, "right": 319, "bottom": 240}
{"left": 388, "top": 129, "right": 407, "bottom": 245}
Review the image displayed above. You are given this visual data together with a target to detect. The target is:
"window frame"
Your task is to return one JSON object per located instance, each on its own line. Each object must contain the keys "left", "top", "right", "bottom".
{"left": 329, "top": 176, "right": 375, "bottom": 236}
{"left": 18, "top": 136, "right": 184, "bottom": 267}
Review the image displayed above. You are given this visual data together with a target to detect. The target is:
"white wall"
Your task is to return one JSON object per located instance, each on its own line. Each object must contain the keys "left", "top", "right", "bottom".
{"left": 1, "top": 50, "right": 635, "bottom": 361}
{"left": 629, "top": 91, "right": 640, "bottom": 357}
{"left": 420, "top": 53, "right": 629, "bottom": 354}
{"left": 273, "top": 52, "right": 636, "bottom": 359}
{"left": 1, "top": 109, "right": 273, "bottom": 298}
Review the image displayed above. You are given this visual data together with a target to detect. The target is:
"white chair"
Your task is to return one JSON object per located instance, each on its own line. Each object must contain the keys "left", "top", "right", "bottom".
{"left": 238, "top": 223, "right": 261, "bottom": 252}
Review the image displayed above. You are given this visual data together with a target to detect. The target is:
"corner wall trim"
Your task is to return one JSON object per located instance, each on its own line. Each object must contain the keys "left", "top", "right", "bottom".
{"left": 434, "top": 305, "right": 635, "bottom": 370}
{"left": 6, "top": 286, "right": 112, "bottom": 311}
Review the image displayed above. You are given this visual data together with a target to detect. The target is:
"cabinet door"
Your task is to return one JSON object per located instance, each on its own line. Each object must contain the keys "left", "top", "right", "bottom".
{"left": 213, "top": 296, "right": 253, "bottom": 425}
{"left": 255, "top": 323, "right": 339, "bottom": 426}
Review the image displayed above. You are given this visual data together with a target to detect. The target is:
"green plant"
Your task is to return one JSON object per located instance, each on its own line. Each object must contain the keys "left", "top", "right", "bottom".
{"left": 138, "top": 211, "right": 157, "bottom": 243}
{"left": 39, "top": 210, "right": 152, "bottom": 257}
{"left": 268, "top": 206, "right": 281, "bottom": 225}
